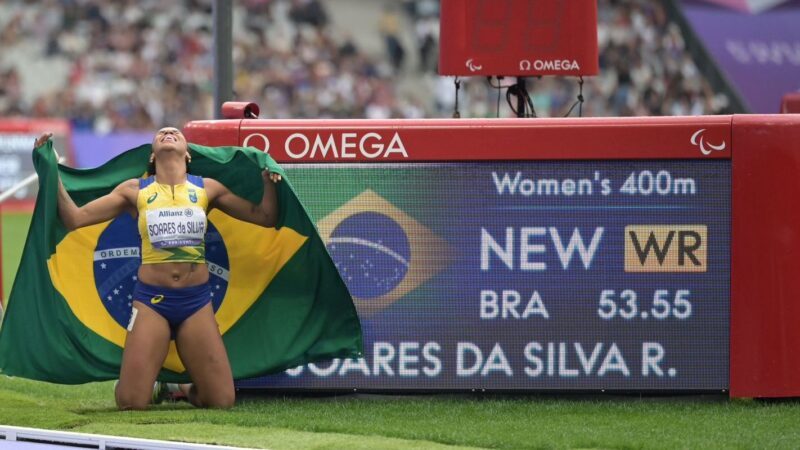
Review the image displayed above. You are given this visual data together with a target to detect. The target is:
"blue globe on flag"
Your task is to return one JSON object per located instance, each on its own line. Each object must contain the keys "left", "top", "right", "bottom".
{"left": 93, "top": 214, "right": 230, "bottom": 328}
{"left": 326, "top": 212, "right": 410, "bottom": 299}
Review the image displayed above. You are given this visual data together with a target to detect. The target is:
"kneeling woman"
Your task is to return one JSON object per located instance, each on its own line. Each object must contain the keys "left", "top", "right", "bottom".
{"left": 37, "top": 128, "right": 281, "bottom": 409}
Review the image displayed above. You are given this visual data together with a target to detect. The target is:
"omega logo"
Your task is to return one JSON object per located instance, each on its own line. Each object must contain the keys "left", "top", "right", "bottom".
{"left": 242, "top": 133, "right": 270, "bottom": 153}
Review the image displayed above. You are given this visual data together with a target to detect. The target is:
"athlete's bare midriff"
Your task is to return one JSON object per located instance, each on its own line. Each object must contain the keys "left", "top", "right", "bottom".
{"left": 138, "top": 262, "right": 209, "bottom": 288}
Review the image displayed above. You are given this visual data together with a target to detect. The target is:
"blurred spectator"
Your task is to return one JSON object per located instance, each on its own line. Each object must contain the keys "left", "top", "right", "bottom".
{"left": 289, "top": 0, "right": 328, "bottom": 28}
{"left": 0, "top": 68, "right": 23, "bottom": 115}
{"left": 379, "top": 5, "right": 406, "bottom": 73}
{"left": 0, "top": 0, "right": 729, "bottom": 131}
{"left": 412, "top": 0, "right": 439, "bottom": 73}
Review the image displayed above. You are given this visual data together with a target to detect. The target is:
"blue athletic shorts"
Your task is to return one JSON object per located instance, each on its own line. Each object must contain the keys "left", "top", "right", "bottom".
{"left": 132, "top": 281, "right": 211, "bottom": 333}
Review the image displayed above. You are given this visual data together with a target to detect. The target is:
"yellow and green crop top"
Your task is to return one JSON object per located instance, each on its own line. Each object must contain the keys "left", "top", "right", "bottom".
{"left": 137, "top": 175, "right": 208, "bottom": 264}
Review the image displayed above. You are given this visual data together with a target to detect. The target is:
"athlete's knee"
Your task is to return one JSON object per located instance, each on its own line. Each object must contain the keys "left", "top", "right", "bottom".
{"left": 115, "top": 388, "right": 150, "bottom": 411}
{"left": 209, "top": 393, "right": 235, "bottom": 409}
{"left": 195, "top": 385, "right": 235, "bottom": 409}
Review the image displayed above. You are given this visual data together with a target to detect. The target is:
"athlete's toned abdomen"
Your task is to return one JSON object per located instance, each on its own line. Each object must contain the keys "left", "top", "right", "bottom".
{"left": 138, "top": 262, "right": 209, "bottom": 288}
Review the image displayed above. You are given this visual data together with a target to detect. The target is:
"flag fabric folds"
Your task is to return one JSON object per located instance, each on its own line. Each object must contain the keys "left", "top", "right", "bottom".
{"left": 0, "top": 141, "right": 363, "bottom": 384}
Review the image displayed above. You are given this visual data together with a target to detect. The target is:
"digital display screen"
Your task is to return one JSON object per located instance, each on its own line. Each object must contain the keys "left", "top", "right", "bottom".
{"left": 438, "top": 0, "right": 599, "bottom": 76}
{"left": 240, "top": 160, "right": 730, "bottom": 390}
{"left": 470, "top": 0, "right": 566, "bottom": 54}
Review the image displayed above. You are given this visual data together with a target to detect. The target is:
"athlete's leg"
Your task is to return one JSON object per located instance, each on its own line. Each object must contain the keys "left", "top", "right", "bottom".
{"left": 115, "top": 301, "right": 171, "bottom": 410}
{"left": 174, "top": 303, "right": 235, "bottom": 408}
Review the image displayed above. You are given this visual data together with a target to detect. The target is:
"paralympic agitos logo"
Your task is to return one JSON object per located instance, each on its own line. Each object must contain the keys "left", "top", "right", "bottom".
{"left": 690, "top": 129, "right": 727, "bottom": 156}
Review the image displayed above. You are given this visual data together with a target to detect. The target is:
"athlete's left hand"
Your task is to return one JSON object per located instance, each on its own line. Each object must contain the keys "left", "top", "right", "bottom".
{"left": 263, "top": 170, "right": 282, "bottom": 184}
{"left": 33, "top": 132, "right": 53, "bottom": 149}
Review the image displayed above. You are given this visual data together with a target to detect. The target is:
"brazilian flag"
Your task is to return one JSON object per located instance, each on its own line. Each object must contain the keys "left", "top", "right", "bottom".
{"left": 0, "top": 141, "right": 363, "bottom": 384}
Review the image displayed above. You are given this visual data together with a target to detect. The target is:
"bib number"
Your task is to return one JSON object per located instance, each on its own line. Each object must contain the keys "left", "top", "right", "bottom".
{"left": 145, "top": 207, "right": 206, "bottom": 249}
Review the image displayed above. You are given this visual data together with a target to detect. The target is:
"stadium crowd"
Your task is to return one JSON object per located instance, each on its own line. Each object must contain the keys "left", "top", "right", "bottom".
{"left": 0, "top": 0, "right": 731, "bottom": 131}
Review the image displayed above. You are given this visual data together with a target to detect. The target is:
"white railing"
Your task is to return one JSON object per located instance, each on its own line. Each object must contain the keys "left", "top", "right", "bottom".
{"left": 0, "top": 425, "right": 262, "bottom": 450}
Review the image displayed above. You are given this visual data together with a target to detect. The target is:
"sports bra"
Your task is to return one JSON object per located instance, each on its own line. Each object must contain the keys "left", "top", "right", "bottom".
{"left": 137, "top": 175, "right": 208, "bottom": 265}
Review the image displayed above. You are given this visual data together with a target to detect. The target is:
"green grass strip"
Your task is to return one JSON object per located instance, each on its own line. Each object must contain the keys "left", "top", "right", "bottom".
{"left": 2, "top": 377, "right": 800, "bottom": 449}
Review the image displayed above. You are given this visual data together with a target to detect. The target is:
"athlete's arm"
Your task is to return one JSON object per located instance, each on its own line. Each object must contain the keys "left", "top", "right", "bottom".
{"left": 34, "top": 133, "right": 138, "bottom": 231}
{"left": 57, "top": 178, "right": 138, "bottom": 231}
{"left": 205, "top": 172, "right": 281, "bottom": 228}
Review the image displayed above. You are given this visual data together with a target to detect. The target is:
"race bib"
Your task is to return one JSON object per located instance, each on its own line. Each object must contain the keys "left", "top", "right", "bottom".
{"left": 145, "top": 207, "right": 207, "bottom": 249}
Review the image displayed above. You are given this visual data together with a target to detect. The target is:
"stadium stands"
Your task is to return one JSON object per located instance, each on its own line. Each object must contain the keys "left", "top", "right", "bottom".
{"left": 0, "top": 0, "right": 732, "bottom": 131}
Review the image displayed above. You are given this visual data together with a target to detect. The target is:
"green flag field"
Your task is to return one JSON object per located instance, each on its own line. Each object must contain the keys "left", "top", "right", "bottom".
{"left": 0, "top": 142, "right": 362, "bottom": 383}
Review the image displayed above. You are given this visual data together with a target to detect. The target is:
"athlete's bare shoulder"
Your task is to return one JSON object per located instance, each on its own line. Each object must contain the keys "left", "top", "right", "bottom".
{"left": 117, "top": 178, "right": 140, "bottom": 191}
{"left": 202, "top": 177, "right": 221, "bottom": 187}
{"left": 202, "top": 178, "right": 224, "bottom": 198}
{"left": 115, "top": 179, "right": 141, "bottom": 204}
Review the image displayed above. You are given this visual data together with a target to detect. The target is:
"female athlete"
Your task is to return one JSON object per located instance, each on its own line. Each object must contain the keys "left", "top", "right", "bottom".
{"left": 34, "top": 127, "right": 281, "bottom": 409}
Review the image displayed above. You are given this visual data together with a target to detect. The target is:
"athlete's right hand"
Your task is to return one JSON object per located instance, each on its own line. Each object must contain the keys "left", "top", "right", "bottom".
{"left": 33, "top": 132, "right": 53, "bottom": 149}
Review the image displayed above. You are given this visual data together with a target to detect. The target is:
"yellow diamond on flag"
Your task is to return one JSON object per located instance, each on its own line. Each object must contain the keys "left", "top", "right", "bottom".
{"left": 47, "top": 209, "right": 307, "bottom": 374}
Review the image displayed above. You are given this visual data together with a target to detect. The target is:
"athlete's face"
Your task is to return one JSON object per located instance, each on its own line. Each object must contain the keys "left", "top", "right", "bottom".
{"left": 152, "top": 127, "right": 188, "bottom": 156}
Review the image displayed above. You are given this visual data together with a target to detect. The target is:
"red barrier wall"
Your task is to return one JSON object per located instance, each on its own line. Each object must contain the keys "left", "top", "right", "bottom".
{"left": 184, "top": 113, "right": 800, "bottom": 397}
{"left": 782, "top": 93, "right": 800, "bottom": 114}
{"left": 186, "top": 116, "right": 731, "bottom": 161}
{"left": 731, "top": 114, "right": 800, "bottom": 397}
